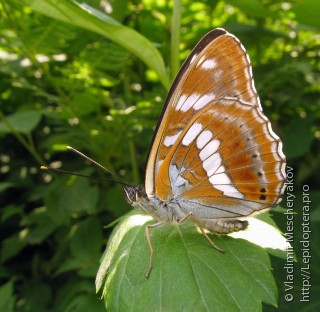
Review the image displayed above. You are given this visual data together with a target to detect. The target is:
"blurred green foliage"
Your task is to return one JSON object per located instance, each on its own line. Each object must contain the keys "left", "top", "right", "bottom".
{"left": 0, "top": 0, "right": 319, "bottom": 311}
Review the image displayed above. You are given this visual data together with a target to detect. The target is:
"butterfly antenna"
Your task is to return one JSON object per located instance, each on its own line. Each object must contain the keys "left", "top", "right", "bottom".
{"left": 66, "top": 146, "right": 128, "bottom": 184}
{"left": 40, "top": 166, "right": 127, "bottom": 186}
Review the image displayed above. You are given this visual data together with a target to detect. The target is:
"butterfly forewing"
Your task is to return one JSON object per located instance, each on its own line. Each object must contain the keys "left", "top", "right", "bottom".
{"left": 145, "top": 28, "right": 286, "bottom": 219}
{"left": 146, "top": 29, "right": 260, "bottom": 195}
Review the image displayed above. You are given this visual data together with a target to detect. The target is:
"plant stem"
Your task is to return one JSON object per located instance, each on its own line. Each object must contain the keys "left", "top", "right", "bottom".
{"left": 0, "top": 112, "right": 44, "bottom": 165}
{"left": 171, "top": 0, "right": 182, "bottom": 81}
{"left": 129, "top": 139, "right": 139, "bottom": 184}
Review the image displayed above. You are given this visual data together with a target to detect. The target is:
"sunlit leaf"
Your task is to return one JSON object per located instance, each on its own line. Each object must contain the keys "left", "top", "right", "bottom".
{"left": 96, "top": 210, "right": 282, "bottom": 311}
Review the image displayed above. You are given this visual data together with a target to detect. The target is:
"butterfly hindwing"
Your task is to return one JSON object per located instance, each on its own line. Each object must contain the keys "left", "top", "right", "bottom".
{"left": 156, "top": 98, "right": 285, "bottom": 218}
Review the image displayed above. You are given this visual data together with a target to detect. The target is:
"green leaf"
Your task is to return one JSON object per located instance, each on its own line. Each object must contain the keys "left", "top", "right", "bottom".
{"left": 70, "top": 217, "right": 103, "bottom": 276}
{"left": 19, "top": 0, "right": 170, "bottom": 88}
{"left": 310, "top": 191, "right": 320, "bottom": 221}
{"left": 55, "top": 218, "right": 103, "bottom": 277}
{"left": 228, "top": 0, "right": 275, "bottom": 18}
{"left": 19, "top": 282, "right": 51, "bottom": 312}
{"left": 1, "top": 204, "right": 23, "bottom": 222}
{"left": 52, "top": 279, "right": 104, "bottom": 312}
{"left": 22, "top": 207, "right": 58, "bottom": 243}
{"left": 71, "top": 218, "right": 103, "bottom": 260}
{"left": 70, "top": 93, "right": 101, "bottom": 117}
{"left": 64, "top": 294, "right": 105, "bottom": 312}
{"left": 283, "top": 116, "right": 314, "bottom": 159}
{"left": 0, "top": 182, "right": 14, "bottom": 193}
{"left": 292, "top": 0, "right": 320, "bottom": 29}
{"left": 96, "top": 211, "right": 281, "bottom": 311}
{"left": 1, "top": 234, "right": 28, "bottom": 262}
{"left": 0, "top": 111, "right": 42, "bottom": 134}
{"left": 44, "top": 177, "right": 100, "bottom": 225}
{"left": 0, "top": 280, "right": 15, "bottom": 312}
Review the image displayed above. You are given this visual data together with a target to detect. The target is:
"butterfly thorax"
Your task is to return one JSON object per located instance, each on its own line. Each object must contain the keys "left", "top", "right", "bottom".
{"left": 123, "top": 185, "right": 184, "bottom": 223}
{"left": 123, "top": 184, "right": 250, "bottom": 234}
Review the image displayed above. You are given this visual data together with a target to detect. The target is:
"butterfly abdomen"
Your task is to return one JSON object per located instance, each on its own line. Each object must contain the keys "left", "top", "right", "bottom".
{"left": 199, "top": 218, "right": 249, "bottom": 234}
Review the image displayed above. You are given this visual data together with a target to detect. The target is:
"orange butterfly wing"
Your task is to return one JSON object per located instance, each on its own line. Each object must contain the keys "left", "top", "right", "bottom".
{"left": 145, "top": 28, "right": 286, "bottom": 218}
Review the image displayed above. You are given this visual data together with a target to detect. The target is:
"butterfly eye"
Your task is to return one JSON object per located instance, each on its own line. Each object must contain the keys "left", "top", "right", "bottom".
{"left": 123, "top": 185, "right": 147, "bottom": 204}
{"left": 122, "top": 185, "right": 136, "bottom": 203}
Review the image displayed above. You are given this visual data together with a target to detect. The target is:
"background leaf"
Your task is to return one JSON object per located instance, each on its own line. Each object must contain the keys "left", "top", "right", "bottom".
{"left": 0, "top": 280, "right": 15, "bottom": 312}
{"left": 0, "top": 111, "right": 42, "bottom": 134}
{"left": 18, "top": 0, "right": 170, "bottom": 88}
{"left": 283, "top": 116, "right": 314, "bottom": 159}
{"left": 228, "top": 0, "right": 275, "bottom": 18}
{"left": 292, "top": 0, "right": 320, "bottom": 28}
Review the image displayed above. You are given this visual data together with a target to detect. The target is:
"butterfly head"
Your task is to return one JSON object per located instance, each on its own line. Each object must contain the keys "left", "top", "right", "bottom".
{"left": 123, "top": 185, "right": 147, "bottom": 205}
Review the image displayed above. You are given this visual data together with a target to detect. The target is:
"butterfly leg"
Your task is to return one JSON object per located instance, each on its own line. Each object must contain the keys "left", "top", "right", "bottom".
{"left": 145, "top": 221, "right": 165, "bottom": 278}
{"left": 178, "top": 212, "right": 225, "bottom": 253}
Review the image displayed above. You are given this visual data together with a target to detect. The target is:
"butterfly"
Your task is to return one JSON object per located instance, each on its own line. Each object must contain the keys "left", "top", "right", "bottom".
{"left": 123, "top": 28, "right": 286, "bottom": 278}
